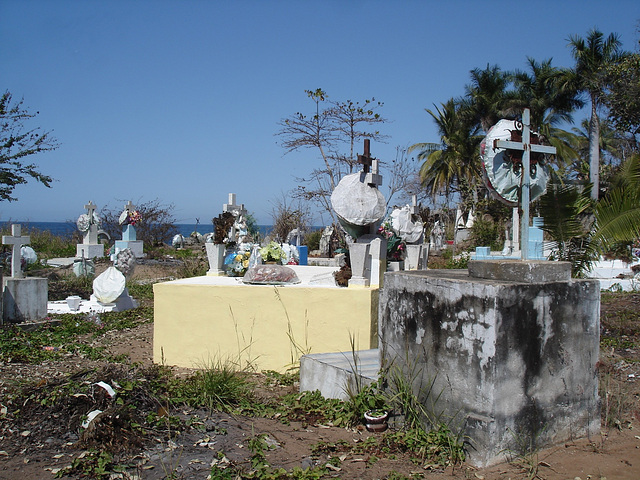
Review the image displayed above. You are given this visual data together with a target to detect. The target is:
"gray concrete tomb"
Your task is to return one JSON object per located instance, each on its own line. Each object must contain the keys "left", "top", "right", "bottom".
{"left": 379, "top": 259, "right": 600, "bottom": 467}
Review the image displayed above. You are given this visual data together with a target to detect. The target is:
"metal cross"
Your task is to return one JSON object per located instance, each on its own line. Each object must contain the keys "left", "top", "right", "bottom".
{"left": 2, "top": 224, "right": 30, "bottom": 278}
{"left": 358, "top": 139, "right": 373, "bottom": 173}
{"left": 494, "top": 109, "right": 556, "bottom": 260}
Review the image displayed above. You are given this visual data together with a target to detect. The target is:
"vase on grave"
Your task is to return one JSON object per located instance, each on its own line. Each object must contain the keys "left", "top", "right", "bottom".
{"left": 206, "top": 243, "right": 226, "bottom": 276}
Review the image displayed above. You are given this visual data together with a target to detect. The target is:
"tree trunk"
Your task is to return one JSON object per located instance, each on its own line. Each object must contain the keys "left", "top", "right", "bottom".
{"left": 589, "top": 95, "right": 600, "bottom": 201}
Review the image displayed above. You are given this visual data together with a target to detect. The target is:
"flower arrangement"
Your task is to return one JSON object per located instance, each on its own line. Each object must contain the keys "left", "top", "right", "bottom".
{"left": 260, "top": 241, "right": 286, "bottom": 263}
{"left": 225, "top": 250, "right": 251, "bottom": 276}
{"left": 119, "top": 209, "right": 142, "bottom": 226}
{"left": 378, "top": 221, "right": 405, "bottom": 261}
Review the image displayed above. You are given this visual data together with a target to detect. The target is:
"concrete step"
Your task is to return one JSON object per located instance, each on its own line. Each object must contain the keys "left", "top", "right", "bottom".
{"left": 299, "top": 349, "right": 380, "bottom": 400}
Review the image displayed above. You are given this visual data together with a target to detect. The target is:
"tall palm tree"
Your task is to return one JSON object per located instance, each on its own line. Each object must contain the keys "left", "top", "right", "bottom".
{"left": 510, "top": 57, "right": 583, "bottom": 172}
{"left": 408, "top": 99, "right": 482, "bottom": 205}
{"left": 568, "top": 28, "right": 623, "bottom": 200}
{"left": 465, "top": 64, "right": 512, "bottom": 133}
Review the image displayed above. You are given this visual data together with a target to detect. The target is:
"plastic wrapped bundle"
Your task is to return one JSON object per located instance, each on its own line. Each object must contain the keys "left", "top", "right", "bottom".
{"left": 242, "top": 265, "right": 300, "bottom": 285}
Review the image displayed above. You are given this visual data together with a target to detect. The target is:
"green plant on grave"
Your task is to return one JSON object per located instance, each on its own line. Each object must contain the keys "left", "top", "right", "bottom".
{"left": 260, "top": 241, "right": 286, "bottom": 263}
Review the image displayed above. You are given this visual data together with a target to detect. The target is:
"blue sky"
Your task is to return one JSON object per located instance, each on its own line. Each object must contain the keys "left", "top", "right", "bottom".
{"left": 1, "top": 0, "right": 639, "bottom": 225}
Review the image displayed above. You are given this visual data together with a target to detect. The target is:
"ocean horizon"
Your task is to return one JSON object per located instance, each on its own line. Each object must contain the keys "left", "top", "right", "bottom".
{"left": 0, "top": 221, "right": 323, "bottom": 242}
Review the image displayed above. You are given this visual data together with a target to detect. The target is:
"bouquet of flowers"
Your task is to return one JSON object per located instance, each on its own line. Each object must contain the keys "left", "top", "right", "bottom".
{"left": 119, "top": 209, "right": 142, "bottom": 226}
{"left": 225, "top": 250, "right": 251, "bottom": 277}
{"left": 378, "top": 221, "right": 405, "bottom": 261}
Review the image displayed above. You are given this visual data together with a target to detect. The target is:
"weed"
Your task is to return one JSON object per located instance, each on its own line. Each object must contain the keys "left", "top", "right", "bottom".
{"left": 263, "top": 369, "right": 298, "bottom": 387}
{"left": 600, "top": 372, "right": 633, "bottom": 429}
{"left": 176, "top": 256, "right": 208, "bottom": 278}
{"left": 170, "top": 358, "right": 253, "bottom": 412}
{"left": 501, "top": 427, "right": 548, "bottom": 480}
{"left": 55, "top": 449, "right": 128, "bottom": 478}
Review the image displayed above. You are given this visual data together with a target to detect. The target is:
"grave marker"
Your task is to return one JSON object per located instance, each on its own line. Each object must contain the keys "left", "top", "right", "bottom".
{"left": 493, "top": 108, "right": 556, "bottom": 260}
{"left": 2, "top": 224, "right": 29, "bottom": 279}
{"left": 2, "top": 224, "right": 47, "bottom": 323}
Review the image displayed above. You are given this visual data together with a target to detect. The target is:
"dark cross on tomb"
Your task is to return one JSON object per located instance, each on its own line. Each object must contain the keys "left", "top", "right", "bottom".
{"left": 358, "top": 139, "right": 374, "bottom": 173}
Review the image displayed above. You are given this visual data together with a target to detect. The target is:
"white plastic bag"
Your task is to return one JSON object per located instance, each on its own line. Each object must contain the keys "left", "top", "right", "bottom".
{"left": 92, "top": 267, "right": 126, "bottom": 303}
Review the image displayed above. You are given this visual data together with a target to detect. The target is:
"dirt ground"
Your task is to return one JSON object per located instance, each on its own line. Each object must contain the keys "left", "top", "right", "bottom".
{"left": 1, "top": 260, "right": 640, "bottom": 479}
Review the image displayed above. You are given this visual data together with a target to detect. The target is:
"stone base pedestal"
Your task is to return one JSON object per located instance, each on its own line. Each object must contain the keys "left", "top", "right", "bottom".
{"left": 2, "top": 277, "right": 48, "bottom": 324}
{"left": 115, "top": 240, "right": 144, "bottom": 258}
{"left": 379, "top": 261, "right": 600, "bottom": 467}
{"left": 90, "top": 287, "right": 138, "bottom": 311}
{"left": 205, "top": 243, "right": 226, "bottom": 276}
{"left": 77, "top": 243, "right": 104, "bottom": 259}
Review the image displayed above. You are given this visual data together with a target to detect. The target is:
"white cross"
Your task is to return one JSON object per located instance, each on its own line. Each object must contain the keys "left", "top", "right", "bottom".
{"left": 223, "top": 193, "right": 245, "bottom": 215}
{"left": 84, "top": 200, "right": 96, "bottom": 218}
{"left": 125, "top": 200, "right": 135, "bottom": 214}
{"left": 2, "top": 224, "right": 30, "bottom": 278}
{"left": 494, "top": 109, "right": 556, "bottom": 260}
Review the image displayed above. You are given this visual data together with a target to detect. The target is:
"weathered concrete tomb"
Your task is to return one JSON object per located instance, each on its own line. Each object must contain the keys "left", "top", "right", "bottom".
{"left": 379, "top": 260, "right": 600, "bottom": 467}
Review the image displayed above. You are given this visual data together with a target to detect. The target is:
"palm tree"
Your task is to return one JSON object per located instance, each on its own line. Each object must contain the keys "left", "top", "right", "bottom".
{"left": 408, "top": 99, "right": 482, "bottom": 206}
{"left": 594, "top": 153, "right": 640, "bottom": 251}
{"left": 568, "top": 28, "right": 623, "bottom": 200}
{"left": 465, "top": 64, "right": 512, "bottom": 133}
{"left": 510, "top": 57, "right": 583, "bottom": 173}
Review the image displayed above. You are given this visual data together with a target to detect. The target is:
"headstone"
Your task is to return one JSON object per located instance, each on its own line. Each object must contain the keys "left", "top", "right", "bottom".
{"left": 380, "top": 263, "right": 600, "bottom": 467}
{"left": 76, "top": 200, "right": 105, "bottom": 259}
{"left": 331, "top": 140, "right": 386, "bottom": 240}
{"left": 223, "top": 193, "right": 248, "bottom": 243}
{"left": 114, "top": 200, "right": 144, "bottom": 258}
{"left": 2, "top": 224, "right": 48, "bottom": 324}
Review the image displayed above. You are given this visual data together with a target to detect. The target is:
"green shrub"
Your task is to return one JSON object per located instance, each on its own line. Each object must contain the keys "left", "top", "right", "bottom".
{"left": 470, "top": 217, "right": 504, "bottom": 250}
{"left": 304, "top": 229, "right": 323, "bottom": 251}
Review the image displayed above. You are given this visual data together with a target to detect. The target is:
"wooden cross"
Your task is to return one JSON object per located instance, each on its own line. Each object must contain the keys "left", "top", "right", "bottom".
{"left": 2, "top": 224, "right": 30, "bottom": 278}
{"left": 358, "top": 139, "right": 373, "bottom": 173}
{"left": 494, "top": 109, "right": 556, "bottom": 260}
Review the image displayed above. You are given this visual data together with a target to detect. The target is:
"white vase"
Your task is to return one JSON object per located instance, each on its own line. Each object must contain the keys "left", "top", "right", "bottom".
{"left": 66, "top": 295, "right": 81, "bottom": 311}
{"left": 205, "top": 243, "right": 226, "bottom": 276}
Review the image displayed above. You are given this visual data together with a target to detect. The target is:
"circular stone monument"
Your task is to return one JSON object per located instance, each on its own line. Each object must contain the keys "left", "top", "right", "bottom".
{"left": 331, "top": 173, "right": 386, "bottom": 238}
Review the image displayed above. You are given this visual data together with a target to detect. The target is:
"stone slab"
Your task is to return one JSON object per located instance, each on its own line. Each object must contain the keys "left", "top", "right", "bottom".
{"left": 2, "top": 277, "right": 48, "bottom": 324}
{"left": 77, "top": 243, "right": 104, "bottom": 259}
{"left": 468, "top": 259, "right": 571, "bottom": 283}
{"left": 300, "top": 349, "right": 380, "bottom": 400}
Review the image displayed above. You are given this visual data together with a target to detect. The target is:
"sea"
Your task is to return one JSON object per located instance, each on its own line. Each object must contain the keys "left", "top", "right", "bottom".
{"left": 1, "top": 221, "right": 277, "bottom": 242}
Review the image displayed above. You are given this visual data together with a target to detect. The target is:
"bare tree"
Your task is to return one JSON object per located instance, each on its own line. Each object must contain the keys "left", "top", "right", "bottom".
{"left": 269, "top": 192, "right": 311, "bottom": 243}
{"left": 101, "top": 198, "right": 179, "bottom": 247}
{"left": 276, "top": 89, "right": 388, "bottom": 220}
